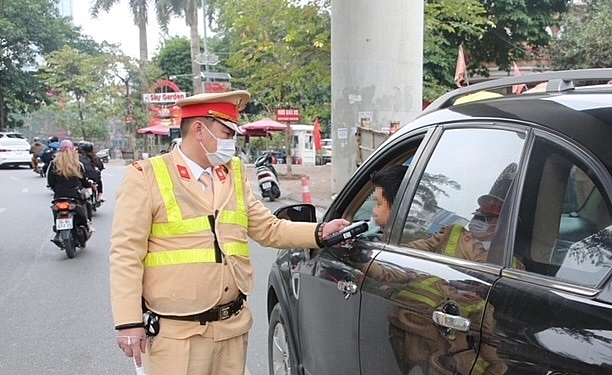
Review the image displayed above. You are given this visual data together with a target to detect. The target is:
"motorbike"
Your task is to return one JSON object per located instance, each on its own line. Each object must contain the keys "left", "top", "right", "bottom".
{"left": 96, "top": 148, "right": 110, "bottom": 163}
{"left": 84, "top": 180, "right": 102, "bottom": 217}
{"left": 254, "top": 152, "right": 281, "bottom": 201}
{"left": 51, "top": 198, "right": 92, "bottom": 258}
{"left": 34, "top": 157, "right": 46, "bottom": 177}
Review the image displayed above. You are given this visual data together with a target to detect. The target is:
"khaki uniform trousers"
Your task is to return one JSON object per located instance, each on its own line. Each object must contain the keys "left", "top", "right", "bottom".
{"left": 144, "top": 316, "right": 250, "bottom": 375}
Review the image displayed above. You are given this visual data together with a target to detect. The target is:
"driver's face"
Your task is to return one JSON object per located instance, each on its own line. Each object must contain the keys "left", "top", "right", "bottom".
{"left": 373, "top": 187, "right": 392, "bottom": 230}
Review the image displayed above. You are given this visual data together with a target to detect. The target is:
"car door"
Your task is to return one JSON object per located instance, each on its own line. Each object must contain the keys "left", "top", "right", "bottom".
{"left": 357, "top": 124, "right": 528, "bottom": 375}
{"left": 294, "top": 129, "right": 429, "bottom": 375}
{"left": 484, "top": 132, "right": 612, "bottom": 374}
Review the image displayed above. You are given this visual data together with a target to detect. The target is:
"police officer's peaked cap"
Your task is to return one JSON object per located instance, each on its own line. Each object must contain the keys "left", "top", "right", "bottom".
{"left": 176, "top": 90, "right": 250, "bottom": 134}
{"left": 476, "top": 162, "right": 518, "bottom": 215}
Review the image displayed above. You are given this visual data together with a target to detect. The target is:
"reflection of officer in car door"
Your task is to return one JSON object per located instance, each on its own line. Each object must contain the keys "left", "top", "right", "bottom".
{"left": 407, "top": 163, "right": 524, "bottom": 269}
{"left": 351, "top": 250, "right": 507, "bottom": 375}
{"left": 346, "top": 165, "right": 508, "bottom": 375}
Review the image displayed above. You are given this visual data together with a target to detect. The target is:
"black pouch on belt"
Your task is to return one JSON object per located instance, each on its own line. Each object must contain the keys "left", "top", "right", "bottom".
{"left": 143, "top": 310, "right": 160, "bottom": 337}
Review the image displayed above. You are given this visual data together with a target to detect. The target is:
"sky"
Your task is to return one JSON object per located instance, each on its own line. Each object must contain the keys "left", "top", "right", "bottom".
{"left": 72, "top": 1, "right": 190, "bottom": 59}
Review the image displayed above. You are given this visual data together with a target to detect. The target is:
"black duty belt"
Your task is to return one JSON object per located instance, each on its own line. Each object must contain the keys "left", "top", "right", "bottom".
{"left": 161, "top": 293, "right": 246, "bottom": 325}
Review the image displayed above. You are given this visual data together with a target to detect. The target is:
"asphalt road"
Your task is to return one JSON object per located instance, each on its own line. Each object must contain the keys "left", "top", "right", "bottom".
{"left": 0, "top": 163, "right": 287, "bottom": 375}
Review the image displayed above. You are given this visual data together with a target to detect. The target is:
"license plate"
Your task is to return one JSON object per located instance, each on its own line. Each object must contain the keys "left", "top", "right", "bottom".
{"left": 56, "top": 218, "right": 73, "bottom": 230}
{"left": 262, "top": 182, "right": 271, "bottom": 189}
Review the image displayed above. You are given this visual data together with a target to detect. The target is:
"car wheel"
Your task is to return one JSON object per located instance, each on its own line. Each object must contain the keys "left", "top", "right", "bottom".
{"left": 268, "top": 303, "right": 297, "bottom": 375}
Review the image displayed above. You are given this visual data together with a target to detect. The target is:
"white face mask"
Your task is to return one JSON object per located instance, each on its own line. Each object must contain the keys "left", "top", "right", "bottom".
{"left": 199, "top": 125, "right": 236, "bottom": 166}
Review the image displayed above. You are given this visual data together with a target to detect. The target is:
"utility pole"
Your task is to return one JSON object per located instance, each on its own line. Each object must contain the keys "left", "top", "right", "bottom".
{"left": 202, "top": 0, "right": 209, "bottom": 92}
{"left": 331, "top": 0, "right": 423, "bottom": 193}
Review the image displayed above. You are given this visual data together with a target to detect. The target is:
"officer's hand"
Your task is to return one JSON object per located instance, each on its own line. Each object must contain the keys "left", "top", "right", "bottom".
{"left": 117, "top": 327, "right": 147, "bottom": 366}
{"left": 322, "top": 218, "right": 351, "bottom": 238}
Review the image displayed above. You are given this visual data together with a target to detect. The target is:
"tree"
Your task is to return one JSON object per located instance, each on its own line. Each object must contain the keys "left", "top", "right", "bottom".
{"left": 154, "top": 37, "right": 194, "bottom": 92}
{"left": 423, "top": 0, "right": 490, "bottom": 100}
{"left": 90, "top": 0, "right": 173, "bottom": 62}
{"left": 39, "top": 46, "right": 117, "bottom": 140}
{"left": 548, "top": 1, "right": 612, "bottom": 70}
{"left": 0, "top": 0, "right": 88, "bottom": 130}
{"left": 467, "top": 0, "right": 568, "bottom": 73}
{"left": 165, "top": 0, "right": 204, "bottom": 94}
{"left": 213, "top": 0, "right": 331, "bottom": 126}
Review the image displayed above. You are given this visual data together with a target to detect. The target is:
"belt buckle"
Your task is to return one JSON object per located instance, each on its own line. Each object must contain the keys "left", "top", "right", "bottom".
{"left": 219, "top": 305, "right": 231, "bottom": 321}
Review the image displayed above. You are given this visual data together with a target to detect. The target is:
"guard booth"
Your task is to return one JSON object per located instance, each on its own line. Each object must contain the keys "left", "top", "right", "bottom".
{"left": 290, "top": 124, "right": 315, "bottom": 165}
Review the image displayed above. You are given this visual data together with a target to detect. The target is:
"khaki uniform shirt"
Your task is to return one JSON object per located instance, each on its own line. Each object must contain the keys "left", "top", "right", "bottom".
{"left": 110, "top": 149, "right": 318, "bottom": 340}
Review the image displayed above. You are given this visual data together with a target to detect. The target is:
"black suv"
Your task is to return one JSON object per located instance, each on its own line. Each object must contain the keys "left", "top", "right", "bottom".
{"left": 267, "top": 69, "right": 612, "bottom": 375}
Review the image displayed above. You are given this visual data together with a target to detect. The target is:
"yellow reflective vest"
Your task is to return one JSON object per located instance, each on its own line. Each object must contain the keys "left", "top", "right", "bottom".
{"left": 110, "top": 149, "right": 319, "bottom": 326}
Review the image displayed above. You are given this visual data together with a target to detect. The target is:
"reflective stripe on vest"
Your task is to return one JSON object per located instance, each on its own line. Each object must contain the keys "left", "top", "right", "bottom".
{"left": 473, "top": 356, "right": 491, "bottom": 375}
{"left": 144, "top": 156, "right": 249, "bottom": 267}
{"left": 396, "top": 276, "right": 485, "bottom": 315}
{"left": 396, "top": 277, "right": 445, "bottom": 308}
{"left": 444, "top": 225, "right": 464, "bottom": 257}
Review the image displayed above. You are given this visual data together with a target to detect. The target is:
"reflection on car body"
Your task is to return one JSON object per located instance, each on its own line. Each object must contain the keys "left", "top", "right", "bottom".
{"left": 267, "top": 69, "right": 612, "bottom": 375}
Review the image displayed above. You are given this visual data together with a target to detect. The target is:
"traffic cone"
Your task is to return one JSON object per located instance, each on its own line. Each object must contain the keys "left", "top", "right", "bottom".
{"left": 301, "top": 176, "right": 313, "bottom": 204}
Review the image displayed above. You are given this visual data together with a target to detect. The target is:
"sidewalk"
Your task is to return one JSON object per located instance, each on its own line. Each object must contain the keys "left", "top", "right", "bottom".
{"left": 245, "top": 163, "right": 334, "bottom": 212}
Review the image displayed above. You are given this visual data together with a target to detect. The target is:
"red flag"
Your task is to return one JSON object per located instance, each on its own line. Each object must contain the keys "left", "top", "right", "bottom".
{"left": 512, "top": 62, "right": 527, "bottom": 94}
{"left": 313, "top": 117, "right": 322, "bottom": 151}
{"left": 454, "top": 45, "right": 469, "bottom": 87}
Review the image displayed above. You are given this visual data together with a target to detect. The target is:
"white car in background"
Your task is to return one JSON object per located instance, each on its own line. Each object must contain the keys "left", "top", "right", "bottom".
{"left": 0, "top": 132, "right": 31, "bottom": 168}
{"left": 317, "top": 138, "right": 332, "bottom": 165}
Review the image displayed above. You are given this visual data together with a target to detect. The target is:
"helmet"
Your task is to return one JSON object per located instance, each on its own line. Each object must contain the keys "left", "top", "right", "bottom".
{"left": 34, "top": 137, "right": 40, "bottom": 142}
{"left": 80, "top": 141, "right": 94, "bottom": 153}
{"left": 48, "top": 136, "right": 59, "bottom": 144}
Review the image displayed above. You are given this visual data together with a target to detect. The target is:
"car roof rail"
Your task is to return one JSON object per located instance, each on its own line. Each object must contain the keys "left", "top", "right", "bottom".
{"left": 422, "top": 68, "right": 612, "bottom": 115}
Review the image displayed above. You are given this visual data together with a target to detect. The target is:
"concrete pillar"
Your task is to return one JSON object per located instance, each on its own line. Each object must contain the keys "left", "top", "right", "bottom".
{"left": 331, "top": 0, "right": 423, "bottom": 193}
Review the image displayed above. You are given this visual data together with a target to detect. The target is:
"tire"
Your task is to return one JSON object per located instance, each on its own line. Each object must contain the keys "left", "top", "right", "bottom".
{"left": 271, "top": 184, "right": 281, "bottom": 199}
{"left": 63, "top": 236, "right": 76, "bottom": 259}
{"left": 268, "top": 191, "right": 276, "bottom": 202}
{"left": 268, "top": 303, "right": 297, "bottom": 375}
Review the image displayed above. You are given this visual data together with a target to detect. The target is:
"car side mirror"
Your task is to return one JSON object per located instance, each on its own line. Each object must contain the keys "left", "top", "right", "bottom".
{"left": 274, "top": 204, "right": 317, "bottom": 223}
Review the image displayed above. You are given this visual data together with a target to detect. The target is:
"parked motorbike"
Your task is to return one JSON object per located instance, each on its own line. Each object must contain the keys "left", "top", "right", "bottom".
{"left": 96, "top": 148, "right": 110, "bottom": 163}
{"left": 51, "top": 198, "right": 92, "bottom": 258}
{"left": 255, "top": 152, "right": 281, "bottom": 201}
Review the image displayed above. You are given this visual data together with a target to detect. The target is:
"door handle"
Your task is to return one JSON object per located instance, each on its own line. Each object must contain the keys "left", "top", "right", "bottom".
{"left": 337, "top": 280, "right": 358, "bottom": 299}
{"left": 291, "top": 272, "right": 300, "bottom": 299}
{"left": 432, "top": 311, "right": 471, "bottom": 332}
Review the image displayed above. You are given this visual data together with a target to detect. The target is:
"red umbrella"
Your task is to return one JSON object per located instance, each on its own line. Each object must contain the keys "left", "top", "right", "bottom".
{"left": 239, "top": 118, "right": 287, "bottom": 136}
{"left": 138, "top": 125, "right": 172, "bottom": 136}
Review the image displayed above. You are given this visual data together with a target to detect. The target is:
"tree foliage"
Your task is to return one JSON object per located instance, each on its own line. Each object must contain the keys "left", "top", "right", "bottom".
{"left": 39, "top": 46, "right": 116, "bottom": 140}
{"left": 548, "top": 1, "right": 612, "bottom": 70}
{"left": 423, "top": 0, "right": 490, "bottom": 100}
{"left": 0, "top": 0, "right": 93, "bottom": 130}
{"left": 212, "top": 0, "right": 332, "bottom": 132}
{"left": 153, "top": 36, "right": 194, "bottom": 91}
{"left": 467, "top": 0, "right": 567, "bottom": 73}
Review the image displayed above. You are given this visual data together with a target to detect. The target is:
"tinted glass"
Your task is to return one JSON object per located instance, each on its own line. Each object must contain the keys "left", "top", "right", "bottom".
{"left": 514, "top": 137, "right": 612, "bottom": 286}
{"left": 401, "top": 128, "right": 525, "bottom": 265}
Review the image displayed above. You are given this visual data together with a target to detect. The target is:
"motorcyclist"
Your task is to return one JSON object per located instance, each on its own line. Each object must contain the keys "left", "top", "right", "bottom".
{"left": 78, "top": 141, "right": 105, "bottom": 202}
{"left": 40, "top": 136, "right": 60, "bottom": 176}
{"left": 29, "top": 137, "right": 46, "bottom": 171}
{"left": 47, "top": 140, "right": 93, "bottom": 247}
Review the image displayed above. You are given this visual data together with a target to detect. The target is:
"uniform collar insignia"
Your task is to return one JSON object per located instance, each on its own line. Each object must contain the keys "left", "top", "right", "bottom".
{"left": 177, "top": 165, "right": 190, "bottom": 180}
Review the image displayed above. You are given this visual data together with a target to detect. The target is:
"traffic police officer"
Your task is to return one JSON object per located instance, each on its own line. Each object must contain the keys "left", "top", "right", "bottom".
{"left": 110, "top": 90, "right": 349, "bottom": 375}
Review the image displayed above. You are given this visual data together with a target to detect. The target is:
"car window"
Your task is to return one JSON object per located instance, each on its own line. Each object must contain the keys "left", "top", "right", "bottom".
{"left": 400, "top": 127, "right": 526, "bottom": 266}
{"left": 322, "top": 133, "right": 427, "bottom": 246}
{"left": 514, "top": 136, "right": 612, "bottom": 287}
